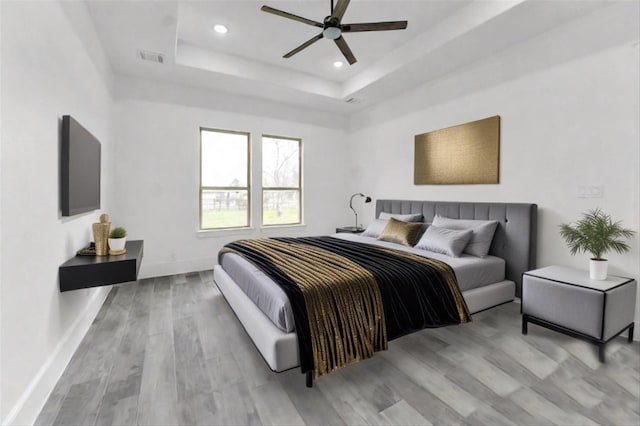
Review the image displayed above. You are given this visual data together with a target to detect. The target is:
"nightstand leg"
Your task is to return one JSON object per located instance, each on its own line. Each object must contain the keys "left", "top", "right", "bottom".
{"left": 629, "top": 324, "right": 635, "bottom": 343}
{"left": 598, "top": 344, "right": 606, "bottom": 363}
{"left": 522, "top": 315, "right": 528, "bottom": 335}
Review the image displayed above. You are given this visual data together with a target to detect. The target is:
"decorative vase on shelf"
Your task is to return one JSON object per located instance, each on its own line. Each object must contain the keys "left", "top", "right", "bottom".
{"left": 589, "top": 258, "right": 608, "bottom": 281}
{"left": 108, "top": 226, "right": 127, "bottom": 255}
{"left": 92, "top": 214, "right": 111, "bottom": 256}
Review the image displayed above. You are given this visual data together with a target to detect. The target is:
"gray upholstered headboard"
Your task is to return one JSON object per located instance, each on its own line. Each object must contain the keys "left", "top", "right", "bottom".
{"left": 376, "top": 200, "right": 537, "bottom": 296}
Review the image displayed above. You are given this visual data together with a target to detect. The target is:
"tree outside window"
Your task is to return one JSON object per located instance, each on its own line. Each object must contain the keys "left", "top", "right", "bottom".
{"left": 262, "top": 135, "right": 301, "bottom": 226}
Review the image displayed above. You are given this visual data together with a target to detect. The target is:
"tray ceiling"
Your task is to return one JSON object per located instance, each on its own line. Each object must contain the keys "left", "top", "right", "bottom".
{"left": 86, "top": 1, "right": 612, "bottom": 115}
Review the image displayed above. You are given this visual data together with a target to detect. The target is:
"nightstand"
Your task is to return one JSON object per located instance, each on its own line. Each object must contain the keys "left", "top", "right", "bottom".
{"left": 522, "top": 265, "right": 637, "bottom": 362}
{"left": 336, "top": 226, "right": 365, "bottom": 234}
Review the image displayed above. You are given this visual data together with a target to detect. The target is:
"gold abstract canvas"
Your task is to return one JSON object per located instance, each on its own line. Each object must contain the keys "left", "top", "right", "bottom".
{"left": 414, "top": 116, "right": 500, "bottom": 184}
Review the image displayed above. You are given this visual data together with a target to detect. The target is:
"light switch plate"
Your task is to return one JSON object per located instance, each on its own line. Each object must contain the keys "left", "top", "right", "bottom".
{"left": 577, "top": 185, "right": 603, "bottom": 198}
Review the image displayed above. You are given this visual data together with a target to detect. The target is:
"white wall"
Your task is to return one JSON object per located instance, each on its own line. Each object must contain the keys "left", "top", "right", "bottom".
{"left": 0, "top": 0, "right": 4, "bottom": 419}
{"left": 0, "top": 2, "right": 114, "bottom": 424}
{"left": 347, "top": 10, "right": 640, "bottom": 327}
{"left": 0, "top": 0, "right": 3, "bottom": 417}
{"left": 111, "top": 78, "right": 352, "bottom": 278}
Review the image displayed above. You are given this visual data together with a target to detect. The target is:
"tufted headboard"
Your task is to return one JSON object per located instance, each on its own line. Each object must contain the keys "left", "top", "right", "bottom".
{"left": 376, "top": 200, "right": 537, "bottom": 296}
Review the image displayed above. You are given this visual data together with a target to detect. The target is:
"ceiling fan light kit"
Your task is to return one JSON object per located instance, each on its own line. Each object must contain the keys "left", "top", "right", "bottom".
{"left": 323, "top": 26, "right": 341, "bottom": 40}
{"left": 261, "top": 0, "right": 407, "bottom": 66}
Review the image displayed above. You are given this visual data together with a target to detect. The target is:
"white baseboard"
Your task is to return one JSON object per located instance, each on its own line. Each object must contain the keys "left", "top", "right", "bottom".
{"left": 138, "top": 256, "right": 216, "bottom": 279}
{"left": 2, "top": 286, "right": 111, "bottom": 426}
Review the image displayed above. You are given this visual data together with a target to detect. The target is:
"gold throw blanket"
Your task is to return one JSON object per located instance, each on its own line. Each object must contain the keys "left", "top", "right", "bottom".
{"left": 223, "top": 238, "right": 386, "bottom": 377}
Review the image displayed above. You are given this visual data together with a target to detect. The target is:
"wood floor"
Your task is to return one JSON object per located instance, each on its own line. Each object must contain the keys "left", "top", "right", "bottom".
{"left": 36, "top": 271, "right": 640, "bottom": 426}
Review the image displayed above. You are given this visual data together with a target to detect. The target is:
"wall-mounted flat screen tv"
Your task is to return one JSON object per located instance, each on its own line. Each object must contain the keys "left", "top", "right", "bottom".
{"left": 61, "top": 115, "right": 101, "bottom": 216}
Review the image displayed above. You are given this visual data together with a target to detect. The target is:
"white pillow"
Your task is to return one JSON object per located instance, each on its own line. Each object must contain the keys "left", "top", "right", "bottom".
{"left": 378, "top": 212, "right": 423, "bottom": 223}
{"left": 414, "top": 226, "right": 473, "bottom": 257}
{"left": 431, "top": 215, "right": 499, "bottom": 258}
{"left": 361, "top": 219, "right": 389, "bottom": 238}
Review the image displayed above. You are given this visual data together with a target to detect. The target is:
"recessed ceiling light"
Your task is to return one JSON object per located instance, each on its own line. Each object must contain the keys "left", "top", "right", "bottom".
{"left": 333, "top": 61, "right": 343, "bottom": 68}
{"left": 214, "top": 24, "right": 228, "bottom": 34}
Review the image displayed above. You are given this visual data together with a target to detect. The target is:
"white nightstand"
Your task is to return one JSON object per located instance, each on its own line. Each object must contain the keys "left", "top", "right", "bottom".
{"left": 522, "top": 265, "right": 637, "bottom": 362}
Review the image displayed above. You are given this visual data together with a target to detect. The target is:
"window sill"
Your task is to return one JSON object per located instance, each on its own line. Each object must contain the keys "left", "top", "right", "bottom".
{"left": 196, "top": 223, "right": 307, "bottom": 238}
{"left": 196, "top": 227, "right": 255, "bottom": 238}
{"left": 260, "top": 223, "right": 307, "bottom": 231}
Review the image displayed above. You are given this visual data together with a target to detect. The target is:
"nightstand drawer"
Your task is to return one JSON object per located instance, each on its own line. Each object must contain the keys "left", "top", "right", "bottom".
{"left": 522, "top": 275, "right": 605, "bottom": 338}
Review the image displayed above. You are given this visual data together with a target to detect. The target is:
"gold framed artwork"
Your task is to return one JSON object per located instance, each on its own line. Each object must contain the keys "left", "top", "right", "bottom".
{"left": 414, "top": 115, "right": 500, "bottom": 185}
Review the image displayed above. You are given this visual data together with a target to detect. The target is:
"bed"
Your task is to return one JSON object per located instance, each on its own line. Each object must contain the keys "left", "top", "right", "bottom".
{"left": 213, "top": 200, "right": 537, "bottom": 385}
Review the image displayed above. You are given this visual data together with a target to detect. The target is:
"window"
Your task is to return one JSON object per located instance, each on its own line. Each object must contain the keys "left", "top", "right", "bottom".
{"left": 262, "top": 135, "right": 302, "bottom": 226}
{"left": 200, "top": 128, "right": 250, "bottom": 230}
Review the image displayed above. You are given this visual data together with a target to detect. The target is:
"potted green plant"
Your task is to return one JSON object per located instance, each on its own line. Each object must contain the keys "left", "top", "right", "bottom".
{"left": 559, "top": 209, "right": 634, "bottom": 280}
{"left": 108, "top": 226, "right": 127, "bottom": 254}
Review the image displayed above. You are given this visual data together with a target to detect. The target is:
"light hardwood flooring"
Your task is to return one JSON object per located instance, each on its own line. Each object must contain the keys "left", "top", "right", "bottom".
{"left": 36, "top": 272, "right": 640, "bottom": 425}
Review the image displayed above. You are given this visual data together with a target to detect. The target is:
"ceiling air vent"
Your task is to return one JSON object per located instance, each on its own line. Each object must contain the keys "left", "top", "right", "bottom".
{"left": 136, "top": 49, "right": 165, "bottom": 64}
{"left": 345, "top": 97, "right": 362, "bottom": 104}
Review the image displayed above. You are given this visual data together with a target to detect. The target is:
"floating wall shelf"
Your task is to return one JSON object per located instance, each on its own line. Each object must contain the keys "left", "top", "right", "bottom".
{"left": 59, "top": 240, "right": 144, "bottom": 292}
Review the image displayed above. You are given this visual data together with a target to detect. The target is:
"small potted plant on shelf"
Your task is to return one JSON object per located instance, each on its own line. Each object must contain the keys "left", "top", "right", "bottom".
{"left": 559, "top": 208, "right": 634, "bottom": 280}
{"left": 108, "top": 226, "right": 127, "bottom": 255}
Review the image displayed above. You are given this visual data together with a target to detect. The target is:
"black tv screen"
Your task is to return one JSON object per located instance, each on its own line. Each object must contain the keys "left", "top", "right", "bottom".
{"left": 61, "top": 115, "right": 101, "bottom": 216}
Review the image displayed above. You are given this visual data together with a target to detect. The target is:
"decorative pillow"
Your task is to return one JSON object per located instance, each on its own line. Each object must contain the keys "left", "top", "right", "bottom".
{"left": 378, "top": 212, "right": 424, "bottom": 223}
{"left": 378, "top": 218, "right": 423, "bottom": 246}
{"left": 414, "top": 225, "right": 473, "bottom": 257}
{"left": 431, "top": 215, "right": 499, "bottom": 258}
{"left": 361, "top": 219, "right": 389, "bottom": 238}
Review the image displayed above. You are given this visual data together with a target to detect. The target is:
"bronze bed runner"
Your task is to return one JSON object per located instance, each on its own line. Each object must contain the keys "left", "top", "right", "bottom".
{"left": 220, "top": 236, "right": 471, "bottom": 379}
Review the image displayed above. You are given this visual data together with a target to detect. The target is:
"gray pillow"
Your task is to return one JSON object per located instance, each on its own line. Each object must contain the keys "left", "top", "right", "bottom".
{"left": 415, "top": 222, "right": 431, "bottom": 241}
{"left": 361, "top": 219, "right": 388, "bottom": 238}
{"left": 378, "top": 212, "right": 423, "bottom": 223}
{"left": 414, "top": 226, "right": 473, "bottom": 257}
{"left": 431, "top": 215, "right": 499, "bottom": 258}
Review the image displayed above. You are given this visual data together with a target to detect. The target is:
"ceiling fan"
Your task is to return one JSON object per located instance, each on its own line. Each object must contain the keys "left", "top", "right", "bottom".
{"left": 261, "top": 0, "right": 408, "bottom": 65}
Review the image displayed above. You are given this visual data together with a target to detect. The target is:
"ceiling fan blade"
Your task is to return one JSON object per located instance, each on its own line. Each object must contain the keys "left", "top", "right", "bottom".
{"left": 283, "top": 33, "right": 324, "bottom": 58}
{"left": 342, "top": 21, "right": 408, "bottom": 32}
{"left": 261, "top": 5, "right": 323, "bottom": 28}
{"left": 334, "top": 36, "right": 356, "bottom": 65}
{"left": 331, "top": 0, "right": 351, "bottom": 21}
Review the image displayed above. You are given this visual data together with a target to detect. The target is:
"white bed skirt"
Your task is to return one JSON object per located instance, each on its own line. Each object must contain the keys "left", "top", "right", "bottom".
{"left": 213, "top": 265, "right": 514, "bottom": 372}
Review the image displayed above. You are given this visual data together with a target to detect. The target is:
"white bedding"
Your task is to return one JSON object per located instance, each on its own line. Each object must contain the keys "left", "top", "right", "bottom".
{"left": 218, "top": 233, "right": 505, "bottom": 333}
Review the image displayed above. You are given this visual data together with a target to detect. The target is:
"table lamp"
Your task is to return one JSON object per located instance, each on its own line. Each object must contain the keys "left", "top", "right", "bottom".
{"left": 350, "top": 193, "right": 372, "bottom": 230}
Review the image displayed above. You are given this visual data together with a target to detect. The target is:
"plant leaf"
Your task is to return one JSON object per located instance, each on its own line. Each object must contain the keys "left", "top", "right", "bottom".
{"left": 559, "top": 209, "right": 635, "bottom": 259}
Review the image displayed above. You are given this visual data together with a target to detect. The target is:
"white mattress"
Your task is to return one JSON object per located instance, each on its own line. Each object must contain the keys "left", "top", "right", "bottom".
{"left": 219, "top": 233, "right": 505, "bottom": 333}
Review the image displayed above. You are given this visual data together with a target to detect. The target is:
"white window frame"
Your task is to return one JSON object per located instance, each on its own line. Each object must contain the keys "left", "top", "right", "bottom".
{"left": 261, "top": 134, "right": 302, "bottom": 227}
{"left": 199, "top": 127, "right": 251, "bottom": 230}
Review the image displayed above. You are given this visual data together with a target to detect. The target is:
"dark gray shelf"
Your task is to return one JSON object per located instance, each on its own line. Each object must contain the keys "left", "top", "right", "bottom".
{"left": 59, "top": 240, "right": 144, "bottom": 292}
{"left": 336, "top": 226, "right": 365, "bottom": 234}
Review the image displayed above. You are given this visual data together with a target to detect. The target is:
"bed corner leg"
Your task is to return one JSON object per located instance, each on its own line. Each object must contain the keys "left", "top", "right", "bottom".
{"left": 306, "top": 371, "right": 313, "bottom": 388}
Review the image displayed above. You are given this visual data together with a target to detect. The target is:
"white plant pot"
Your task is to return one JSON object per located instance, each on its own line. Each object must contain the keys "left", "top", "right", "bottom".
{"left": 108, "top": 237, "right": 126, "bottom": 252}
{"left": 589, "top": 258, "right": 608, "bottom": 280}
